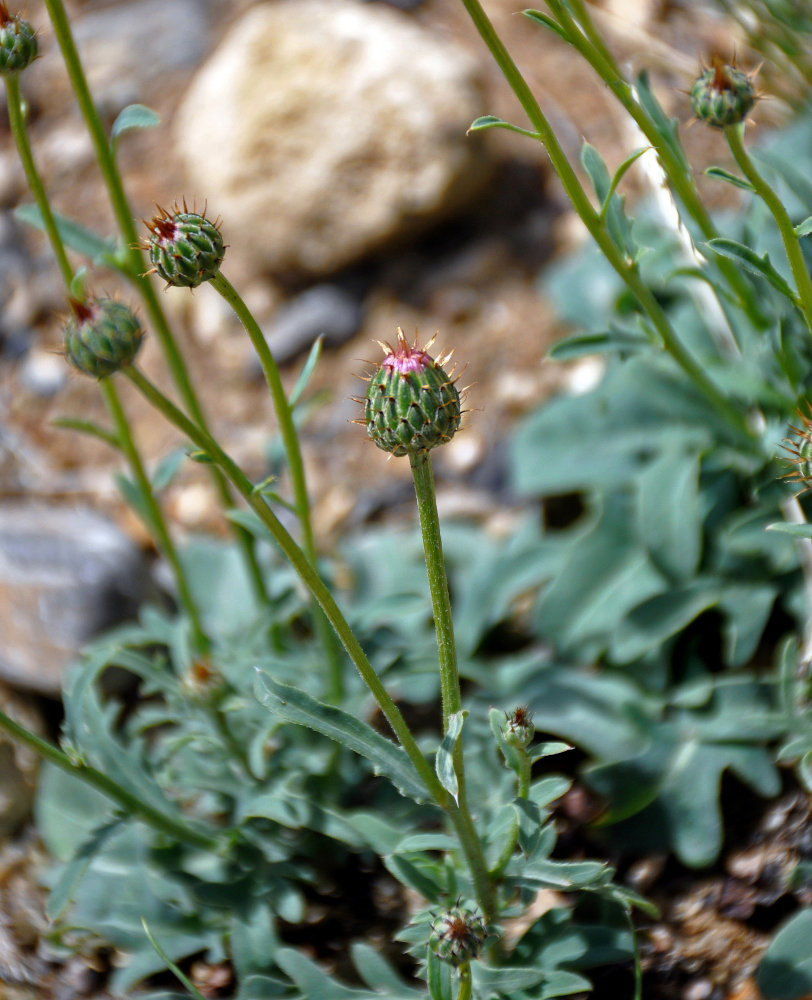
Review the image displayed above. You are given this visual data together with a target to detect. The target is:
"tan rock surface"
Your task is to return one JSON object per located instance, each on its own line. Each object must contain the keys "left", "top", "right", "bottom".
{"left": 173, "top": 0, "right": 492, "bottom": 277}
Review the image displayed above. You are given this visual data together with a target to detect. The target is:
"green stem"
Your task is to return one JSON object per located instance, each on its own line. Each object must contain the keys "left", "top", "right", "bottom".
{"left": 0, "top": 708, "right": 219, "bottom": 852}
{"left": 4, "top": 75, "right": 74, "bottom": 289}
{"left": 209, "top": 272, "right": 344, "bottom": 700}
{"left": 99, "top": 378, "right": 209, "bottom": 653}
{"left": 457, "top": 964, "right": 473, "bottom": 1000}
{"left": 125, "top": 370, "right": 433, "bottom": 783}
{"left": 41, "top": 0, "right": 268, "bottom": 606}
{"left": 627, "top": 908, "right": 643, "bottom": 1000}
{"left": 408, "top": 451, "right": 496, "bottom": 919}
{"left": 548, "top": 0, "right": 767, "bottom": 330}
{"left": 457, "top": 0, "right": 753, "bottom": 442}
{"left": 409, "top": 452, "right": 461, "bottom": 728}
{"left": 725, "top": 122, "right": 812, "bottom": 334}
{"left": 124, "top": 366, "right": 498, "bottom": 917}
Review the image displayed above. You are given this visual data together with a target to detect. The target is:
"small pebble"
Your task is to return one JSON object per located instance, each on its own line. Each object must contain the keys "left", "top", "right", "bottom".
{"left": 257, "top": 284, "right": 363, "bottom": 368}
{"left": 18, "top": 349, "right": 66, "bottom": 397}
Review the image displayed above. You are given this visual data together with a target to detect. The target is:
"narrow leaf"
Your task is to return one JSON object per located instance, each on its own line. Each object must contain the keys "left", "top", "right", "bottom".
{"left": 186, "top": 448, "right": 215, "bottom": 464}
{"left": 706, "top": 238, "right": 798, "bottom": 302}
{"left": 529, "top": 740, "right": 572, "bottom": 763}
{"left": 705, "top": 166, "right": 756, "bottom": 192}
{"left": 254, "top": 672, "right": 429, "bottom": 802}
{"left": 635, "top": 70, "right": 688, "bottom": 173}
{"left": 522, "top": 9, "right": 571, "bottom": 42}
{"left": 288, "top": 335, "right": 324, "bottom": 408}
{"left": 600, "top": 147, "right": 650, "bottom": 219}
{"left": 548, "top": 328, "right": 647, "bottom": 360}
{"left": 151, "top": 448, "right": 186, "bottom": 492}
{"left": 52, "top": 417, "right": 120, "bottom": 449}
{"left": 766, "top": 522, "right": 812, "bottom": 539}
{"left": 435, "top": 711, "right": 466, "bottom": 803}
{"left": 427, "top": 949, "right": 453, "bottom": 1000}
{"left": 111, "top": 103, "right": 161, "bottom": 142}
{"left": 114, "top": 472, "right": 156, "bottom": 534}
{"left": 141, "top": 919, "right": 208, "bottom": 1000}
{"left": 467, "top": 115, "right": 539, "bottom": 140}
{"left": 795, "top": 216, "right": 812, "bottom": 237}
{"left": 15, "top": 203, "right": 118, "bottom": 264}
{"left": 47, "top": 818, "right": 125, "bottom": 920}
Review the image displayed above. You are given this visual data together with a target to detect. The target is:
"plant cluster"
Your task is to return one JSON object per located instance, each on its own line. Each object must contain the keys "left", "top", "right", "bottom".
{"left": 4, "top": 1, "right": 812, "bottom": 998}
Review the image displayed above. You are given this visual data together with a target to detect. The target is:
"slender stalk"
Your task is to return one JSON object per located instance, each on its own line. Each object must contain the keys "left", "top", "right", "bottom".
{"left": 627, "top": 908, "right": 643, "bottom": 1000}
{"left": 409, "top": 452, "right": 461, "bottom": 728}
{"left": 0, "top": 708, "right": 219, "bottom": 852}
{"left": 99, "top": 378, "right": 209, "bottom": 653}
{"left": 457, "top": 0, "right": 754, "bottom": 442}
{"left": 547, "top": 0, "right": 768, "bottom": 329}
{"left": 209, "top": 272, "right": 344, "bottom": 699}
{"left": 125, "top": 370, "right": 434, "bottom": 787}
{"left": 408, "top": 450, "right": 497, "bottom": 919}
{"left": 125, "top": 365, "right": 498, "bottom": 917}
{"left": 41, "top": 0, "right": 268, "bottom": 605}
{"left": 725, "top": 123, "right": 812, "bottom": 334}
{"left": 4, "top": 75, "right": 73, "bottom": 289}
{"left": 457, "top": 964, "right": 473, "bottom": 1000}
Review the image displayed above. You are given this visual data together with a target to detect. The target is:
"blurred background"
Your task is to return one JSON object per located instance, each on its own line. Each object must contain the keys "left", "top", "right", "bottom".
{"left": 1, "top": 0, "right": 790, "bottom": 695}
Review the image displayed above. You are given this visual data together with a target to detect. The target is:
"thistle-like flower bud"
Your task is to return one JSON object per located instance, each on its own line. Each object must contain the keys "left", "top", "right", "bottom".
{"left": 690, "top": 58, "right": 756, "bottom": 128}
{"left": 503, "top": 705, "right": 535, "bottom": 749}
{"left": 363, "top": 328, "right": 461, "bottom": 457}
{"left": 63, "top": 298, "right": 144, "bottom": 378}
{"left": 144, "top": 203, "right": 225, "bottom": 288}
{"left": 0, "top": 3, "right": 37, "bottom": 74}
{"left": 429, "top": 905, "right": 487, "bottom": 966}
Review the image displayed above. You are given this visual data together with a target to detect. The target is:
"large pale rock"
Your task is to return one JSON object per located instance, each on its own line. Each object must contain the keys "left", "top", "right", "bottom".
{"left": 173, "top": 0, "right": 491, "bottom": 277}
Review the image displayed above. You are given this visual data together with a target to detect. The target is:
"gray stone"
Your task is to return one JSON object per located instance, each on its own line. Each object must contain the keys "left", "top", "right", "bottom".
{"left": 71, "top": 0, "right": 216, "bottom": 108}
{"left": 255, "top": 284, "right": 363, "bottom": 369}
{"left": 18, "top": 350, "right": 67, "bottom": 398}
{"left": 173, "top": 0, "right": 491, "bottom": 278}
{"left": 0, "top": 503, "right": 151, "bottom": 695}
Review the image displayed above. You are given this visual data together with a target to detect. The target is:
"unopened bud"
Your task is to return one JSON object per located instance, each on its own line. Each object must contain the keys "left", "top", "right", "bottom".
{"left": 363, "top": 328, "right": 461, "bottom": 457}
{"left": 63, "top": 298, "right": 144, "bottom": 378}
{"left": 144, "top": 203, "right": 225, "bottom": 288}
{"left": 0, "top": 3, "right": 37, "bottom": 75}
{"left": 691, "top": 58, "right": 756, "bottom": 128}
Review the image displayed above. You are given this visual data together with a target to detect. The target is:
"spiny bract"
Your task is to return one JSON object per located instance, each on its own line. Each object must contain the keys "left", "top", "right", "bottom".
{"left": 63, "top": 298, "right": 144, "bottom": 378}
{"left": 782, "top": 407, "right": 812, "bottom": 496}
{"left": 690, "top": 58, "right": 756, "bottom": 128}
{"left": 363, "top": 328, "right": 461, "bottom": 457}
{"left": 0, "top": 3, "right": 37, "bottom": 75}
{"left": 144, "top": 203, "right": 225, "bottom": 288}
